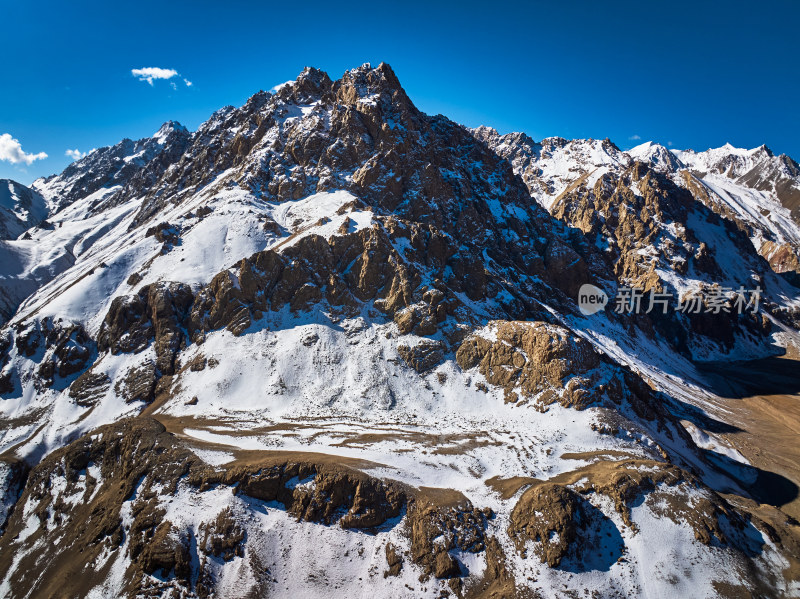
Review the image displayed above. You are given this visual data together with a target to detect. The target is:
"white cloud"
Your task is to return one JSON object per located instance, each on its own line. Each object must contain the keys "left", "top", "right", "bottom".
{"left": 183, "top": 78, "right": 193, "bottom": 87}
{"left": 65, "top": 149, "right": 87, "bottom": 161}
{"left": 131, "top": 67, "right": 179, "bottom": 85}
{"left": 628, "top": 134, "right": 641, "bottom": 141}
{"left": 0, "top": 133, "right": 48, "bottom": 165}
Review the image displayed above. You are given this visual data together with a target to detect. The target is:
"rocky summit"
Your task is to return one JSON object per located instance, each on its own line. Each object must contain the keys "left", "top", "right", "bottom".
{"left": 0, "top": 63, "right": 799, "bottom": 598}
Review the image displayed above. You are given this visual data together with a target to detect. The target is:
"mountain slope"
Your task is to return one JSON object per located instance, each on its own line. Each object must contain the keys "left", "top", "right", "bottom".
{"left": 0, "top": 180, "right": 47, "bottom": 240}
{"left": 32, "top": 121, "right": 191, "bottom": 213}
{"left": 630, "top": 141, "right": 800, "bottom": 274}
{"left": 0, "top": 63, "right": 798, "bottom": 598}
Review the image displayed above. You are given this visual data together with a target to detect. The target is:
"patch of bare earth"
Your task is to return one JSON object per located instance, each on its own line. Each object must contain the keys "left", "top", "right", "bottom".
{"left": 698, "top": 356, "right": 800, "bottom": 520}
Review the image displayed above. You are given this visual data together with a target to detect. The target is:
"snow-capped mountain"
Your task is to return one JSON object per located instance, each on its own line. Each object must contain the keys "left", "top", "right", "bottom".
{"left": 0, "top": 63, "right": 798, "bottom": 598}
{"left": 0, "top": 123, "right": 193, "bottom": 327}
{"left": 472, "top": 126, "right": 632, "bottom": 210}
{"left": 478, "top": 127, "right": 800, "bottom": 278}
{"left": 0, "top": 180, "right": 47, "bottom": 240}
{"left": 0, "top": 181, "right": 52, "bottom": 322}
{"left": 32, "top": 121, "right": 191, "bottom": 213}
{"left": 627, "top": 140, "right": 685, "bottom": 172}
{"left": 627, "top": 141, "right": 800, "bottom": 273}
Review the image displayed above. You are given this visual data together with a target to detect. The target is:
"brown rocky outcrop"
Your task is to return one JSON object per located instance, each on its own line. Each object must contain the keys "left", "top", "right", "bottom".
{"left": 455, "top": 321, "right": 670, "bottom": 423}
{"left": 114, "top": 361, "right": 158, "bottom": 403}
{"left": 102, "top": 62, "right": 595, "bottom": 323}
{"left": 456, "top": 321, "right": 600, "bottom": 407}
{"left": 199, "top": 507, "right": 245, "bottom": 561}
{"left": 463, "top": 536, "right": 517, "bottom": 599}
{"left": 98, "top": 281, "right": 193, "bottom": 376}
{"left": 397, "top": 340, "right": 444, "bottom": 373}
{"left": 188, "top": 225, "right": 460, "bottom": 339}
{"left": 0, "top": 418, "right": 197, "bottom": 598}
{"left": 192, "top": 460, "right": 406, "bottom": 529}
{"left": 139, "top": 520, "right": 192, "bottom": 580}
{"left": 384, "top": 542, "right": 403, "bottom": 577}
{"left": 507, "top": 483, "right": 583, "bottom": 567}
{"left": 760, "top": 240, "right": 800, "bottom": 274}
{"left": 406, "top": 499, "right": 489, "bottom": 581}
{"left": 550, "top": 163, "right": 779, "bottom": 352}
{"left": 568, "top": 459, "right": 742, "bottom": 543}
{"left": 0, "top": 416, "right": 493, "bottom": 597}
{"left": 5, "top": 318, "right": 95, "bottom": 388}
{"left": 552, "top": 164, "right": 702, "bottom": 290}
{"left": 145, "top": 221, "right": 180, "bottom": 245}
{"left": 68, "top": 368, "right": 110, "bottom": 407}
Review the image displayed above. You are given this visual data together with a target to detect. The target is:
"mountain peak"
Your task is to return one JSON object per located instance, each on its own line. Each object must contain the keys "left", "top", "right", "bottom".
{"left": 271, "top": 66, "right": 333, "bottom": 104}
{"left": 471, "top": 126, "right": 539, "bottom": 153}
{"left": 153, "top": 120, "right": 188, "bottom": 144}
{"left": 627, "top": 141, "right": 684, "bottom": 172}
{"left": 338, "top": 61, "right": 404, "bottom": 98}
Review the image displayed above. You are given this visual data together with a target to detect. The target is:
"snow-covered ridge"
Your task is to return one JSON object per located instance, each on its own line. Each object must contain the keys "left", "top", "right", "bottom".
{"left": 31, "top": 120, "right": 192, "bottom": 213}
{"left": 477, "top": 126, "right": 800, "bottom": 275}
{"left": 0, "top": 180, "right": 47, "bottom": 240}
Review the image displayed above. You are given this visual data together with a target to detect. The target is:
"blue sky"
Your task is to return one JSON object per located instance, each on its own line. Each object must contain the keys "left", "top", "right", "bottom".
{"left": 1, "top": 0, "right": 798, "bottom": 184}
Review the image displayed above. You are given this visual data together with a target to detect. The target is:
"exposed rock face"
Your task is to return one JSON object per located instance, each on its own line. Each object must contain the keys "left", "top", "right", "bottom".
{"left": 35, "top": 322, "right": 94, "bottom": 387}
{"left": 199, "top": 507, "right": 245, "bottom": 561}
{"left": 0, "top": 459, "right": 27, "bottom": 533}
{"left": 565, "top": 459, "right": 754, "bottom": 547}
{"left": 139, "top": 520, "right": 192, "bottom": 580}
{"left": 544, "top": 238, "right": 589, "bottom": 297}
{"left": 760, "top": 239, "right": 800, "bottom": 273}
{"left": 407, "top": 499, "right": 489, "bottom": 580}
{"left": 82, "top": 62, "right": 597, "bottom": 320}
{"left": 32, "top": 121, "right": 192, "bottom": 212}
{"left": 0, "top": 318, "right": 95, "bottom": 392}
{"left": 674, "top": 168, "right": 799, "bottom": 275}
{"left": 0, "top": 330, "right": 11, "bottom": 394}
{"left": 675, "top": 143, "right": 800, "bottom": 215}
{"left": 384, "top": 542, "right": 403, "bottom": 577}
{"left": 195, "top": 460, "right": 406, "bottom": 529}
{"left": 68, "top": 368, "right": 110, "bottom": 407}
{"left": 457, "top": 321, "right": 597, "bottom": 404}
{"left": 397, "top": 340, "right": 444, "bottom": 373}
{"left": 145, "top": 221, "right": 181, "bottom": 252}
{"left": 552, "top": 163, "right": 727, "bottom": 289}
{"left": 0, "top": 418, "right": 495, "bottom": 597}
{"left": 508, "top": 483, "right": 584, "bottom": 567}
{"left": 0, "top": 62, "right": 798, "bottom": 599}
{"left": 456, "top": 321, "right": 663, "bottom": 421}
{"left": 185, "top": 221, "right": 530, "bottom": 344}
{"left": 114, "top": 362, "right": 158, "bottom": 404}
{"left": 549, "top": 163, "right": 778, "bottom": 354}
{"left": 481, "top": 131, "right": 800, "bottom": 279}
{"left": 98, "top": 281, "right": 193, "bottom": 376}
{"left": 0, "top": 418, "right": 194, "bottom": 598}
{"left": 128, "top": 63, "right": 544, "bottom": 237}
{"left": 473, "top": 127, "right": 631, "bottom": 207}
{"left": 464, "top": 536, "right": 517, "bottom": 599}
{"left": 506, "top": 459, "right": 768, "bottom": 575}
